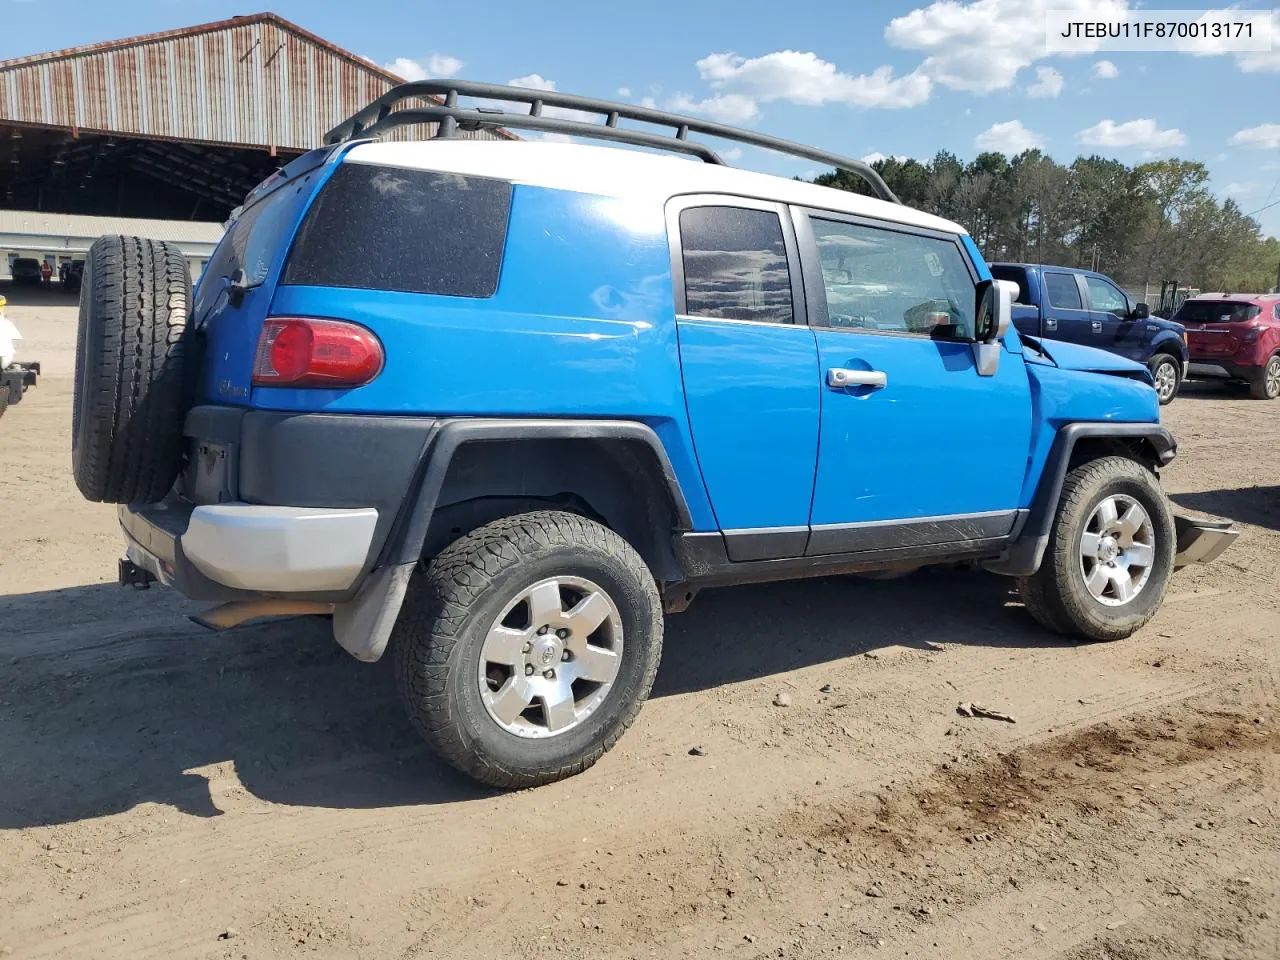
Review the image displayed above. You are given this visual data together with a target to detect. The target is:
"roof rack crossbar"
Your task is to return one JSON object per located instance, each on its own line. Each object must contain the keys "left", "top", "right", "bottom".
{"left": 324, "top": 80, "right": 901, "bottom": 204}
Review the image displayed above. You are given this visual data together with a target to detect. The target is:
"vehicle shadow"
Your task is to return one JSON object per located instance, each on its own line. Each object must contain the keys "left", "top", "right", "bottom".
{"left": 0, "top": 569, "right": 1058, "bottom": 826}
{"left": 1172, "top": 486, "right": 1280, "bottom": 532}
{"left": 1175, "top": 379, "right": 1245, "bottom": 400}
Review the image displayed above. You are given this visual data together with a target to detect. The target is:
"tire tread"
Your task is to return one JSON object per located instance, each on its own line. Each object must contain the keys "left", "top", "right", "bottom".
{"left": 394, "top": 510, "right": 662, "bottom": 790}
{"left": 73, "top": 235, "right": 193, "bottom": 504}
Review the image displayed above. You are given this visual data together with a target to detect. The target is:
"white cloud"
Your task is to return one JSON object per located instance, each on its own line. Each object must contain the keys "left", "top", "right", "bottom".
{"left": 500, "top": 75, "right": 596, "bottom": 130}
{"left": 861, "top": 151, "right": 909, "bottom": 164}
{"left": 1026, "top": 66, "right": 1063, "bottom": 98}
{"left": 426, "top": 54, "right": 464, "bottom": 78}
{"left": 639, "top": 96, "right": 658, "bottom": 109}
{"left": 384, "top": 57, "right": 427, "bottom": 81}
{"left": 1078, "top": 118, "right": 1186, "bottom": 150}
{"left": 696, "top": 50, "right": 932, "bottom": 108}
{"left": 616, "top": 86, "right": 632, "bottom": 98}
{"left": 722, "top": 147, "right": 744, "bottom": 162}
{"left": 1092, "top": 60, "right": 1119, "bottom": 79}
{"left": 667, "top": 92, "right": 760, "bottom": 123}
{"left": 383, "top": 54, "right": 464, "bottom": 81}
{"left": 1223, "top": 182, "right": 1257, "bottom": 195}
{"left": 975, "top": 120, "right": 1045, "bottom": 152}
{"left": 885, "top": 0, "right": 1131, "bottom": 93}
{"left": 509, "top": 73, "right": 557, "bottom": 92}
{"left": 1232, "top": 124, "right": 1280, "bottom": 149}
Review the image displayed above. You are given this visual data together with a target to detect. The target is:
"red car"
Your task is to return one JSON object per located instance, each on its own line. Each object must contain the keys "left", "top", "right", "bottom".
{"left": 1179, "top": 293, "right": 1280, "bottom": 400}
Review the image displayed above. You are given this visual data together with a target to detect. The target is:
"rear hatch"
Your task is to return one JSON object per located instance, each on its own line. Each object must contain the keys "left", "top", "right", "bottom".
{"left": 192, "top": 148, "right": 333, "bottom": 405}
{"left": 1176, "top": 300, "right": 1261, "bottom": 359}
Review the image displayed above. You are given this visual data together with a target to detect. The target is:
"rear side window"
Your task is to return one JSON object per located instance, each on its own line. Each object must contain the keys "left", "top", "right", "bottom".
{"left": 1044, "top": 272, "right": 1082, "bottom": 310}
{"left": 1174, "top": 301, "right": 1262, "bottom": 324}
{"left": 679, "top": 206, "right": 794, "bottom": 324}
{"left": 990, "top": 265, "right": 1030, "bottom": 304}
{"left": 284, "top": 164, "right": 512, "bottom": 298}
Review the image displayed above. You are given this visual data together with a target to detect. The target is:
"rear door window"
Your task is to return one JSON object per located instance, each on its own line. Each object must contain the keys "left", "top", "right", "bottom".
{"left": 1044, "top": 272, "right": 1083, "bottom": 310}
{"left": 678, "top": 206, "right": 795, "bottom": 324}
{"left": 283, "top": 164, "right": 512, "bottom": 298}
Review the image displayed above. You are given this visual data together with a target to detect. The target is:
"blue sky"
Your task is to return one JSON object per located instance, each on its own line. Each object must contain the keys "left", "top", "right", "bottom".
{"left": 5, "top": 0, "right": 1280, "bottom": 235}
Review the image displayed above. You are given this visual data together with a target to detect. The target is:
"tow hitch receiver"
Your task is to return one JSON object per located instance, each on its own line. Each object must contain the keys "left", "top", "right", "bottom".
{"left": 118, "top": 558, "right": 157, "bottom": 589}
{"left": 1173, "top": 511, "right": 1239, "bottom": 570}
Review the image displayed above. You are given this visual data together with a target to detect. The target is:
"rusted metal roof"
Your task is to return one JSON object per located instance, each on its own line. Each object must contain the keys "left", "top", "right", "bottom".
{"left": 0, "top": 12, "right": 508, "bottom": 151}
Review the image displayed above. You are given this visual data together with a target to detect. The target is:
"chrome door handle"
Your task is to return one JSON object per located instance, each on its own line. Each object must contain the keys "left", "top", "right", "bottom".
{"left": 1044, "top": 318, "right": 1057, "bottom": 332}
{"left": 828, "top": 368, "right": 887, "bottom": 389}
{"left": 1091, "top": 320, "right": 1103, "bottom": 332}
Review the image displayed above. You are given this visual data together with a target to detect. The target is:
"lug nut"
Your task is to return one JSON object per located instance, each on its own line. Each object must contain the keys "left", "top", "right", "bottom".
{"left": 522, "top": 641, "right": 532, "bottom": 654}
{"left": 524, "top": 664, "right": 535, "bottom": 676}
{"left": 561, "top": 650, "right": 571, "bottom": 661}
{"left": 543, "top": 669, "right": 556, "bottom": 680}
{"left": 556, "top": 628, "right": 569, "bottom": 640}
{"left": 537, "top": 625, "right": 549, "bottom": 635}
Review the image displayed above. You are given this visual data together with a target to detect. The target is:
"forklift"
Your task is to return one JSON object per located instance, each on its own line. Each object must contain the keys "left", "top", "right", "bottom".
{"left": 1154, "top": 280, "right": 1199, "bottom": 319}
{"left": 0, "top": 295, "right": 41, "bottom": 418}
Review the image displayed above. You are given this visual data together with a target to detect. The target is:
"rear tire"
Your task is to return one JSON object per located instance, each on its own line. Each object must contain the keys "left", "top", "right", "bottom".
{"left": 393, "top": 511, "right": 663, "bottom": 789}
{"left": 1248, "top": 354, "right": 1280, "bottom": 400}
{"left": 72, "top": 236, "right": 195, "bottom": 504}
{"left": 1148, "top": 353, "right": 1181, "bottom": 405}
{"left": 1017, "top": 456, "right": 1175, "bottom": 642}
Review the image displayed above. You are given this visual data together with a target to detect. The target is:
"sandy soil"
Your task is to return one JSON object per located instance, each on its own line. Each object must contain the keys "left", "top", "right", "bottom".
{"left": 1, "top": 286, "right": 1277, "bottom": 959}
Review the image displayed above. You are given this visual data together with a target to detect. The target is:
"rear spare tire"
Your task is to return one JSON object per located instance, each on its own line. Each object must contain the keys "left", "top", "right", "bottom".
{"left": 72, "top": 236, "right": 195, "bottom": 503}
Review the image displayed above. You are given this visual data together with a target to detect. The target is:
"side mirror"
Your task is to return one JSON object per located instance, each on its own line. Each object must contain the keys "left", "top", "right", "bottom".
{"left": 1132, "top": 302, "right": 1151, "bottom": 320}
{"left": 972, "top": 279, "right": 1013, "bottom": 376}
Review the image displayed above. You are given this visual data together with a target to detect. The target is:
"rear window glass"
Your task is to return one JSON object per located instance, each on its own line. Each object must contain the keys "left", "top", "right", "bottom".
{"left": 1174, "top": 301, "right": 1262, "bottom": 324}
{"left": 193, "top": 176, "right": 311, "bottom": 318}
{"left": 990, "top": 266, "right": 1029, "bottom": 304}
{"left": 283, "top": 164, "right": 512, "bottom": 298}
{"left": 1044, "top": 272, "right": 1082, "bottom": 309}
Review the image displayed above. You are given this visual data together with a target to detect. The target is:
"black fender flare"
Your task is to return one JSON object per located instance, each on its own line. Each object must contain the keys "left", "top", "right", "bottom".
{"left": 1148, "top": 330, "right": 1188, "bottom": 363}
{"left": 983, "top": 422, "right": 1176, "bottom": 576}
{"left": 378, "top": 417, "right": 695, "bottom": 568}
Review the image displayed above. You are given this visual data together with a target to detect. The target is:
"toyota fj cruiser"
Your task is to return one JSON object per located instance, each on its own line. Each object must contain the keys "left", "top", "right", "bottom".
{"left": 71, "top": 82, "right": 1238, "bottom": 789}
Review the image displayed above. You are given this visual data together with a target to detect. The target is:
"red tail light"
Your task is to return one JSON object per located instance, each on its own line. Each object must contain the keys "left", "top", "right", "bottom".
{"left": 252, "top": 318, "right": 384, "bottom": 388}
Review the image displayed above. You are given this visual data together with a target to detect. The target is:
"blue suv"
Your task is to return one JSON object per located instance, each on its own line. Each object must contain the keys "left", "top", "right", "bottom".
{"left": 70, "top": 82, "right": 1237, "bottom": 789}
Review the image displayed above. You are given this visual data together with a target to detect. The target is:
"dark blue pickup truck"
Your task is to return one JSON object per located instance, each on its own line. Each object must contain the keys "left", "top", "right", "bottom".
{"left": 991, "top": 263, "right": 1188, "bottom": 404}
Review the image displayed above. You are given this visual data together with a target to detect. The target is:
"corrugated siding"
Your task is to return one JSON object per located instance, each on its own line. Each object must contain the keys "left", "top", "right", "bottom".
{"left": 0, "top": 19, "right": 503, "bottom": 150}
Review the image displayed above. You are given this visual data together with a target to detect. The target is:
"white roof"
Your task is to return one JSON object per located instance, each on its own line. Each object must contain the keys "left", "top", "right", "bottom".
{"left": 345, "top": 140, "right": 967, "bottom": 236}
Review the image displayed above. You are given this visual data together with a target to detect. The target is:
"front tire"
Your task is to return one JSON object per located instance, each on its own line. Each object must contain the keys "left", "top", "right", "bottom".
{"left": 1149, "top": 354, "right": 1181, "bottom": 405}
{"left": 1017, "top": 456, "right": 1175, "bottom": 642}
{"left": 393, "top": 511, "right": 663, "bottom": 789}
{"left": 1248, "top": 354, "right": 1280, "bottom": 400}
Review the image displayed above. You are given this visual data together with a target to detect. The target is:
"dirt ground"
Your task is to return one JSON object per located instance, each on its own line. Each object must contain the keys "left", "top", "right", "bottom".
{"left": 1, "top": 285, "right": 1277, "bottom": 960}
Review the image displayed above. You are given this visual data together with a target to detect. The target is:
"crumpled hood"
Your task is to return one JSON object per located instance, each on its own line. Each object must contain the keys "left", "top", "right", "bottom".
{"left": 1029, "top": 337, "right": 1150, "bottom": 377}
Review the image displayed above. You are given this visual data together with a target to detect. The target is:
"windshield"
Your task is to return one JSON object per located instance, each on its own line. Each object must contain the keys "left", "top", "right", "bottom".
{"left": 1174, "top": 301, "right": 1261, "bottom": 324}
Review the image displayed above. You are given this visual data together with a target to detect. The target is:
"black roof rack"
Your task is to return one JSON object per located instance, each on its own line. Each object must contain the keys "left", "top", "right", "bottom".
{"left": 323, "top": 80, "right": 901, "bottom": 205}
